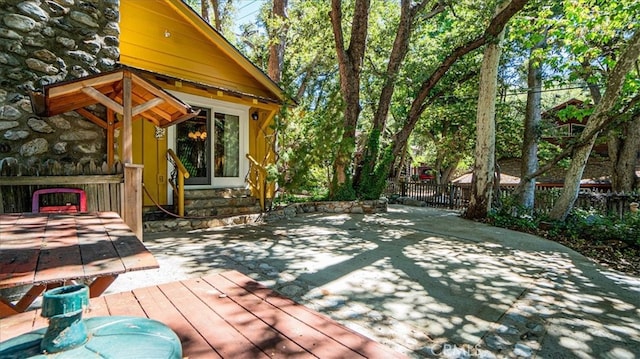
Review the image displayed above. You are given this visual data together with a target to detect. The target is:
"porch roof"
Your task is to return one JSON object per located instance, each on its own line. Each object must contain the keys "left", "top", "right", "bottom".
{"left": 29, "top": 67, "right": 198, "bottom": 165}
{"left": 29, "top": 67, "right": 198, "bottom": 128}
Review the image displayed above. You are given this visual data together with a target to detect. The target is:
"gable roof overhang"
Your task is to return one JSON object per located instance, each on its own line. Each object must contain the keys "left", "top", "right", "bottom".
{"left": 29, "top": 67, "right": 198, "bottom": 128}
{"left": 163, "top": 0, "right": 287, "bottom": 104}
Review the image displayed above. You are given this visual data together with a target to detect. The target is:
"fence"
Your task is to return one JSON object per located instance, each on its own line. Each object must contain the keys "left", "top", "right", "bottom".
{"left": 385, "top": 181, "right": 639, "bottom": 218}
{"left": 385, "top": 181, "right": 468, "bottom": 210}
{"left": 0, "top": 160, "right": 123, "bottom": 214}
{"left": 0, "top": 175, "right": 123, "bottom": 214}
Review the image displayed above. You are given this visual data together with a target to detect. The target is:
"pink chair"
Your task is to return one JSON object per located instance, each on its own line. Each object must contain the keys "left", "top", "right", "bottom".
{"left": 32, "top": 188, "right": 87, "bottom": 213}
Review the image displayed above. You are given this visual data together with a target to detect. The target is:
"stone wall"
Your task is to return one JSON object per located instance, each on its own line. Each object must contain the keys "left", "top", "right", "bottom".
{"left": 0, "top": 0, "right": 119, "bottom": 173}
{"left": 143, "top": 199, "right": 389, "bottom": 233}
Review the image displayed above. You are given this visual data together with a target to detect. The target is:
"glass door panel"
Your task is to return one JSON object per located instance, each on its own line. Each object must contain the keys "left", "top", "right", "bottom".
{"left": 176, "top": 107, "right": 211, "bottom": 185}
{"left": 214, "top": 112, "right": 239, "bottom": 178}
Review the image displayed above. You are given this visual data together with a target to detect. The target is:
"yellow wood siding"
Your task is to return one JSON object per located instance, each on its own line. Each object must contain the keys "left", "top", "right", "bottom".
{"left": 120, "top": 0, "right": 276, "bottom": 100}
{"left": 118, "top": 0, "right": 284, "bottom": 207}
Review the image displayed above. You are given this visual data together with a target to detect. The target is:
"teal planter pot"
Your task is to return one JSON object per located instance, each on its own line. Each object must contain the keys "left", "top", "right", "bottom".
{"left": 0, "top": 285, "right": 182, "bottom": 358}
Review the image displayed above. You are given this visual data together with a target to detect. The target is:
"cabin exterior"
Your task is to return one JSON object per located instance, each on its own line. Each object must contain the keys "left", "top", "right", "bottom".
{"left": 540, "top": 98, "right": 608, "bottom": 156}
{"left": 0, "top": 0, "right": 285, "bottom": 235}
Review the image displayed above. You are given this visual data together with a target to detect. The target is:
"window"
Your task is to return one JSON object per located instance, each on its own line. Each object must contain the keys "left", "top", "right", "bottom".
{"left": 214, "top": 112, "right": 240, "bottom": 178}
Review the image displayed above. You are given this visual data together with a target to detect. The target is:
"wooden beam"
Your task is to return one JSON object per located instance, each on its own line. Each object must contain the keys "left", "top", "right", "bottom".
{"left": 75, "top": 108, "right": 107, "bottom": 129}
{"left": 130, "top": 92, "right": 173, "bottom": 121}
{"left": 130, "top": 72, "right": 188, "bottom": 114}
{"left": 47, "top": 72, "right": 123, "bottom": 98}
{"left": 82, "top": 86, "right": 124, "bottom": 114}
{"left": 122, "top": 74, "right": 133, "bottom": 164}
{"left": 131, "top": 98, "right": 165, "bottom": 117}
{"left": 107, "top": 109, "right": 115, "bottom": 168}
{"left": 0, "top": 175, "right": 123, "bottom": 186}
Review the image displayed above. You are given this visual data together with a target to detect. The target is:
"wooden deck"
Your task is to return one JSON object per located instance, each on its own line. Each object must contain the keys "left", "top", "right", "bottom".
{"left": 0, "top": 270, "right": 406, "bottom": 358}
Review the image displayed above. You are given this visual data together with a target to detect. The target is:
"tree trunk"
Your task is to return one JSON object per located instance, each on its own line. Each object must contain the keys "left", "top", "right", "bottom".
{"left": 549, "top": 29, "right": 640, "bottom": 220}
{"left": 519, "top": 42, "right": 543, "bottom": 209}
{"left": 201, "top": 0, "right": 211, "bottom": 24}
{"left": 465, "top": 25, "right": 505, "bottom": 220}
{"left": 354, "top": 0, "right": 444, "bottom": 190}
{"left": 388, "top": 0, "right": 528, "bottom": 176}
{"left": 268, "top": 0, "right": 287, "bottom": 83}
{"left": 329, "top": 0, "right": 370, "bottom": 198}
{"left": 609, "top": 115, "right": 640, "bottom": 192}
{"left": 211, "top": 0, "right": 222, "bottom": 30}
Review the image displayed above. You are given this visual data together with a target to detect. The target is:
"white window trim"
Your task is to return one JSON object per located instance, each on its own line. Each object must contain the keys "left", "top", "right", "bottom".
{"left": 166, "top": 91, "right": 249, "bottom": 203}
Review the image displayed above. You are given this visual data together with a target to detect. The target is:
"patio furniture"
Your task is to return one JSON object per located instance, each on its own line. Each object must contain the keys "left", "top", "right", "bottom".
{"left": 32, "top": 188, "right": 87, "bottom": 213}
{"left": 0, "top": 271, "right": 407, "bottom": 359}
{"left": 0, "top": 212, "right": 158, "bottom": 318}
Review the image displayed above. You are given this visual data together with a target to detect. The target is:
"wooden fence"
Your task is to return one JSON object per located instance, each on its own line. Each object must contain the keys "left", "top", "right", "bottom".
{"left": 385, "top": 181, "right": 639, "bottom": 217}
{"left": 0, "top": 159, "right": 124, "bottom": 214}
{"left": 0, "top": 175, "right": 123, "bottom": 214}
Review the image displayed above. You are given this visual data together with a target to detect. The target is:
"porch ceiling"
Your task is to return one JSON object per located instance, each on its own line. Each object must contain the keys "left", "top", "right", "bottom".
{"left": 30, "top": 67, "right": 198, "bottom": 128}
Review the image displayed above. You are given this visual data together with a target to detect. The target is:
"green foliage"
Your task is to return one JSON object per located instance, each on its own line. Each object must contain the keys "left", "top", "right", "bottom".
{"left": 488, "top": 197, "right": 640, "bottom": 247}
{"left": 272, "top": 188, "right": 329, "bottom": 207}
{"left": 562, "top": 208, "right": 640, "bottom": 246}
{"left": 331, "top": 176, "right": 356, "bottom": 201}
{"left": 357, "top": 145, "right": 394, "bottom": 200}
{"left": 488, "top": 196, "right": 540, "bottom": 231}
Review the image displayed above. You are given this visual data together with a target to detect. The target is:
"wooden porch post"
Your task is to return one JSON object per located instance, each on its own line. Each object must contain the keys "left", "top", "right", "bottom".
{"left": 122, "top": 164, "right": 143, "bottom": 240}
{"left": 121, "top": 72, "right": 143, "bottom": 240}
{"left": 122, "top": 72, "right": 133, "bottom": 164}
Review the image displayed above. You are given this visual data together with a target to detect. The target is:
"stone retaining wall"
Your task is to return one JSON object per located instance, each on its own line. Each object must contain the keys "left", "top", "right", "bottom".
{"left": 0, "top": 0, "right": 119, "bottom": 170}
{"left": 264, "top": 199, "right": 388, "bottom": 222}
{"left": 143, "top": 199, "right": 388, "bottom": 233}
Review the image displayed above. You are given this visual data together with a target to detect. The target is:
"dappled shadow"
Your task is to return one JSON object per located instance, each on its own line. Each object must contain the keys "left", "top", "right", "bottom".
{"left": 116, "top": 206, "right": 640, "bottom": 358}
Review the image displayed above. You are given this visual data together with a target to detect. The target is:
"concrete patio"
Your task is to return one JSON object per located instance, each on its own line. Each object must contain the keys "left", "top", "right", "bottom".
{"left": 109, "top": 205, "right": 640, "bottom": 358}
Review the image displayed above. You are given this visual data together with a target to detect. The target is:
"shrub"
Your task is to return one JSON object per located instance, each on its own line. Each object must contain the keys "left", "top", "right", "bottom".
{"left": 489, "top": 201, "right": 640, "bottom": 248}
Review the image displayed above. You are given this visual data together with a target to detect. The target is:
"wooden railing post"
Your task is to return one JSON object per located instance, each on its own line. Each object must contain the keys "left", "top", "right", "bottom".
{"left": 122, "top": 164, "right": 143, "bottom": 240}
{"left": 166, "top": 149, "right": 189, "bottom": 217}
{"left": 245, "top": 154, "right": 267, "bottom": 211}
{"left": 177, "top": 171, "right": 185, "bottom": 217}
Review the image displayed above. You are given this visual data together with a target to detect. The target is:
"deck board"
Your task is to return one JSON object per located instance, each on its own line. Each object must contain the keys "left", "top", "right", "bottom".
{"left": 158, "top": 279, "right": 275, "bottom": 359}
{"left": 183, "top": 277, "right": 311, "bottom": 358}
{"left": 220, "top": 271, "right": 405, "bottom": 359}
{"left": 0, "top": 271, "right": 407, "bottom": 359}
{"left": 132, "top": 284, "right": 221, "bottom": 359}
{"left": 203, "top": 273, "right": 365, "bottom": 359}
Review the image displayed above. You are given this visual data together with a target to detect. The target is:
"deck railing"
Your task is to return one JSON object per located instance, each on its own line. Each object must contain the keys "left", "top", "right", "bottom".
{"left": 167, "top": 149, "right": 190, "bottom": 217}
{"left": 246, "top": 154, "right": 267, "bottom": 211}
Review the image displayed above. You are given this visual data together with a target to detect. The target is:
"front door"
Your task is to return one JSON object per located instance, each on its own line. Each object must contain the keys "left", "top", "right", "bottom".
{"left": 169, "top": 91, "right": 249, "bottom": 193}
{"left": 176, "top": 107, "right": 211, "bottom": 185}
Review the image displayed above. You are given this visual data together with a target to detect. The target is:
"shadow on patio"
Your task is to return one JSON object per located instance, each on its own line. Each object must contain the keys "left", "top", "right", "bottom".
{"left": 111, "top": 205, "right": 640, "bottom": 358}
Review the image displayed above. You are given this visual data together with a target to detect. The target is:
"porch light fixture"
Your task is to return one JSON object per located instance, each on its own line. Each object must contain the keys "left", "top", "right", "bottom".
{"left": 251, "top": 111, "right": 259, "bottom": 121}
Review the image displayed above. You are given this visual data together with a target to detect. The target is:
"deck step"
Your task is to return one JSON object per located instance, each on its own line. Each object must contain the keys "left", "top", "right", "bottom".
{"left": 143, "top": 187, "right": 262, "bottom": 232}
{"left": 183, "top": 188, "right": 259, "bottom": 217}
{"left": 184, "top": 188, "right": 252, "bottom": 199}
